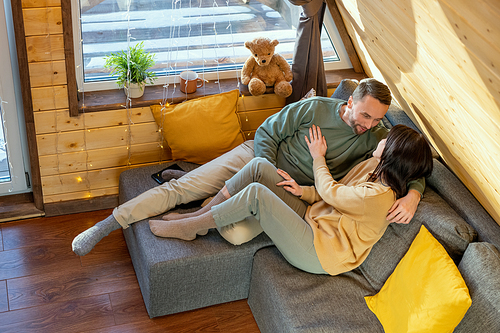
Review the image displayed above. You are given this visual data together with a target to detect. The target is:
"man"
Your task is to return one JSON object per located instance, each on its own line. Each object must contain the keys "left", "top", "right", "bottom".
{"left": 72, "top": 78, "right": 423, "bottom": 255}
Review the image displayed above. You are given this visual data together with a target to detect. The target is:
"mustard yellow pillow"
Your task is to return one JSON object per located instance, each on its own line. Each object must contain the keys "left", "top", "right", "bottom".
{"left": 151, "top": 90, "right": 245, "bottom": 164}
{"left": 365, "top": 225, "right": 472, "bottom": 333}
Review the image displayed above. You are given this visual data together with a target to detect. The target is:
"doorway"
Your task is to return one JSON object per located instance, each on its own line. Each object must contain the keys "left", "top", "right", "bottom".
{"left": 0, "top": 0, "right": 30, "bottom": 196}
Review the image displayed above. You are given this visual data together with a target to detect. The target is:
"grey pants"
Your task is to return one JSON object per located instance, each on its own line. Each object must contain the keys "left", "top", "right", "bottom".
{"left": 214, "top": 158, "right": 327, "bottom": 274}
{"left": 113, "top": 141, "right": 259, "bottom": 245}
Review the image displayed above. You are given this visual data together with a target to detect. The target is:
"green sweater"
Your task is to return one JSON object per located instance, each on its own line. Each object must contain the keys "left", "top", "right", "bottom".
{"left": 254, "top": 97, "right": 425, "bottom": 194}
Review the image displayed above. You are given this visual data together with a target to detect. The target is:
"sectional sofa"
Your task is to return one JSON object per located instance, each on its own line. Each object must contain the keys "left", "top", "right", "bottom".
{"left": 118, "top": 81, "right": 500, "bottom": 332}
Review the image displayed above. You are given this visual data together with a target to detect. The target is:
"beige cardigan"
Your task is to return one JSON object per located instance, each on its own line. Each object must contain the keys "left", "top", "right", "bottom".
{"left": 300, "top": 157, "right": 396, "bottom": 276}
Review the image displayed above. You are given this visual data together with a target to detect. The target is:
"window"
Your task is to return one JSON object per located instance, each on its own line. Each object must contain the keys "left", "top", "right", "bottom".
{"left": 72, "top": 0, "right": 352, "bottom": 92}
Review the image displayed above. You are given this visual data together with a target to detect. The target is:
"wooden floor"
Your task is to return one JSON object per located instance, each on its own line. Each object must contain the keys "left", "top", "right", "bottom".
{"left": 0, "top": 209, "right": 261, "bottom": 332}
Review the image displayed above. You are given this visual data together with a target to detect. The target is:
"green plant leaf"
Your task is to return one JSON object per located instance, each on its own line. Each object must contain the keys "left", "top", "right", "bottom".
{"left": 103, "top": 41, "right": 157, "bottom": 88}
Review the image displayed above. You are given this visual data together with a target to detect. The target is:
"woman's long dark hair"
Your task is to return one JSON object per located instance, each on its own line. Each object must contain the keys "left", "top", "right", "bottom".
{"left": 368, "top": 125, "right": 434, "bottom": 198}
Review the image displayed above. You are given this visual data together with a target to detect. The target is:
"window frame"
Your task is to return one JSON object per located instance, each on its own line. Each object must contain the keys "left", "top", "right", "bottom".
{"left": 71, "top": 0, "right": 353, "bottom": 93}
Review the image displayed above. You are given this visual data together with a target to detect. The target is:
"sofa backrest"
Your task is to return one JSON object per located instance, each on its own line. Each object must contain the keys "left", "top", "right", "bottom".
{"left": 384, "top": 99, "right": 500, "bottom": 250}
{"left": 426, "top": 159, "right": 500, "bottom": 248}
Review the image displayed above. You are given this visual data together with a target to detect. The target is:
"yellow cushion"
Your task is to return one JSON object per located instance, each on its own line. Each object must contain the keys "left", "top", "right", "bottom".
{"left": 150, "top": 90, "right": 245, "bottom": 164}
{"left": 365, "top": 225, "right": 472, "bottom": 333}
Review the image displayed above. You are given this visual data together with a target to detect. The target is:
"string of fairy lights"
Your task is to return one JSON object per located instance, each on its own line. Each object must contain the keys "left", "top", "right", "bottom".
{"left": 50, "top": 41, "right": 64, "bottom": 189}
{"left": 75, "top": 3, "right": 92, "bottom": 198}
{"left": 124, "top": 0, "right": 134, "bottom": 168}
{"left": 73, "top": 0, "right": 242, "bottom": 198}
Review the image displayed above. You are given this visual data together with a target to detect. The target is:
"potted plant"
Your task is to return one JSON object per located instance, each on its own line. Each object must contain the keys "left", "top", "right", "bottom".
{"left": 104, "top": 41, "right": 157, "bottom": 98}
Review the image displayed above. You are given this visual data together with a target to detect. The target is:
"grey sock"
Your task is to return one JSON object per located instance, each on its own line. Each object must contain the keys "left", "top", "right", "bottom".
{"left": 162, "top": 191, "right": 227, "bottom": 221}
{"left": 72, "top": 215, "right": 121, "bottom": 256}
{"left": 150, "top": 210, "right": 216, "bottom": 240}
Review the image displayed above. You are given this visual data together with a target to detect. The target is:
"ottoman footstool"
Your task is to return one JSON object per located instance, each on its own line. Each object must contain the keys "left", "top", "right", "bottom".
{"left": 118, "top": 162, "right": 273, "bottom": 318}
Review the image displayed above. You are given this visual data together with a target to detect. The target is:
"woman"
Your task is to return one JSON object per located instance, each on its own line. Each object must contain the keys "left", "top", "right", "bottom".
{"left": 150, "top": 124, "right": 433, "bottom": 275}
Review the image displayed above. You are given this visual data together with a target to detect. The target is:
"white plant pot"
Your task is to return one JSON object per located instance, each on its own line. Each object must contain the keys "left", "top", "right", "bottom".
{"left": 124, "top": 82, "right": 145, "bottom": 98}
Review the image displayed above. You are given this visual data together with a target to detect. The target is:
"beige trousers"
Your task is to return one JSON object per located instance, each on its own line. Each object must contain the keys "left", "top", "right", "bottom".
{"left": 113, "top": 140, "right": 264, "bottom": 245}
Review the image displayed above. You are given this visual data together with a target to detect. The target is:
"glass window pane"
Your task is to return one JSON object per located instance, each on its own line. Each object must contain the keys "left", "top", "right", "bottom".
{"left": 0, "top": 103, "right": 11, "bottom": 183}
{"left": 79, "top": 0, "right": 340, "bottom": 83}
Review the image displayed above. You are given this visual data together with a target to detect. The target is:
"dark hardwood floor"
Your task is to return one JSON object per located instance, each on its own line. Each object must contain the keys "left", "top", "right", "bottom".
{"left": 0, "top": 209, "right": 261, "bottom": 332}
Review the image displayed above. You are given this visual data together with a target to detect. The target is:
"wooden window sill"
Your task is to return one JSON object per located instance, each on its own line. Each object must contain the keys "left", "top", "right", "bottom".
{"left": 78, "top": 69, "right": 367, "bottom": 113}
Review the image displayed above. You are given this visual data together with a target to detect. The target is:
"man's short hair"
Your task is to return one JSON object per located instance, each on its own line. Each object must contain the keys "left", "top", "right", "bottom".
{"left": 352, "top": 78, "right": 392, "bottom": 106}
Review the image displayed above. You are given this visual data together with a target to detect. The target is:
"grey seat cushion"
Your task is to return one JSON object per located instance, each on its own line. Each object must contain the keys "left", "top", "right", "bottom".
{"left": 384, "top": 104, "right": 421, "bottom": 133}
{"left": 248, "top": 246, "right": 384, "bottom": 333}
{"left": 330, "top": 78, "right": 359, "bottom": 101}
{"left": 427, "top": 159, "right": 500, "bottom": 248}
{"left": 454, "top": 242, "right": 500, "bottom": 332}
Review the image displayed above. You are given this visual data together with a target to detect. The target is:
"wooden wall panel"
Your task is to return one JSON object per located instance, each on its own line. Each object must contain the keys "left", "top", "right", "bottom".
{"left": 33, "top": 107, "right": 155, "bottom": 134}
{"left": 39, "top": 151, "right": 87, "bottom": 176}
{"left": 237, "top": 94, "right": 285, "bottom": 110}
{"left": 29, "top": 60, "right": 66, "bottom": 87}
{"left": 26, "top": 35, "right": 65, "bottom": 62}
{"left": 238, "top": 108, "right": 282, "bottom": 131}
{"left": 83, "top": 107, "right": 155, "bottom": 128}
{"left": 23, "top": 7, "right": 63, "bottom": 36}
{"left": 36, "top": 123, "right": 160, "bottom": 155}
{"left": 34, "top": 109, "right": 82, "bottom": 134}
{"left": 33, "top": 95, "right": 283, "bottom": 203}
{"left": 41, "top": 166, "right": 126, "bottom": 196}
{"left": 22, "top": 0, "right": 61, "bottom": 8}
{"left": 40, "top": 143, "right": 169, "bottom": 176}
{"left": 340, "top": 2, "right": 500, "bottom": 145}
{"left": 86, "top": 123, "right": 160, "bottom": 149}
{"left": 36, "top": 130, "right": 85, "bottom": 155}
{"left": 412, "top": 2, "right": 500, "bottom": 105}
{"left": 32, "top": 85, "right": 68, "bottom": 111}
{"left": 446, "top": 0, "right": 499, "bottom": 41}
{"left": 43, "top": 187, "right": 120, "bottom": 203}
{"left": 334, "top": 0, "right": 500, "bottom": 225}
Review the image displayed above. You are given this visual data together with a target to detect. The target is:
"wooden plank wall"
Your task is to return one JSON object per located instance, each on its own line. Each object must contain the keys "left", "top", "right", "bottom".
{"left": 332, "top": 0, "right": 500, "bottom": 225}
{"left": 20, "top": 0, "right": 286, "bottom": 205}
{"left": 35, "top": 96, "right": 284, "bottom": 203}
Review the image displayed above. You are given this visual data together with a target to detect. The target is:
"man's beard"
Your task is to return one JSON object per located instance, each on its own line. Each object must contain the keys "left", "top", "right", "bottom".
{"left": 348, "top": 116, "right": 367, "bottom": 135}
{"left": 352, "top": 124, "right": 367, "bottom": 135}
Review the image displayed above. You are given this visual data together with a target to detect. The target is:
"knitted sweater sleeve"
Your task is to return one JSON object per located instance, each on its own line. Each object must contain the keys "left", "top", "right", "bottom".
{"left": 311, "top": 157, "right": 382, "bottom": 216}
{"left": 254, "top": 101, "right": 312, "bottom": 166}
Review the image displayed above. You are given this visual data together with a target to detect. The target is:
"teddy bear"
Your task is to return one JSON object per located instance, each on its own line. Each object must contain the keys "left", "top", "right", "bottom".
{"left": 241, "top": 37, "right": 293, "bottom": 98}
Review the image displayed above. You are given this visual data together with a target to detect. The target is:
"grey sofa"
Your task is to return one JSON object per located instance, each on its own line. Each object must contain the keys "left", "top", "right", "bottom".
{"left": 118, "top": 81, "right": 500, "bottom": 332}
